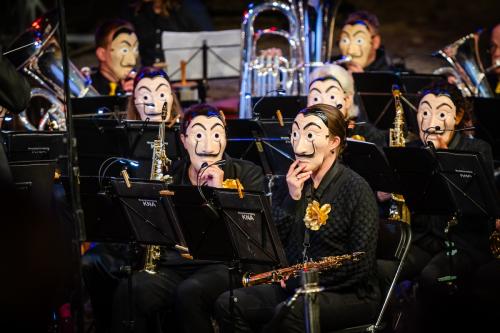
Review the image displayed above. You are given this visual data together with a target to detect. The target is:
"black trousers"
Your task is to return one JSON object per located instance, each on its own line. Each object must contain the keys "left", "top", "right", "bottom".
{"left": 215, "top": 284, "right": 380, "bottom": 333}
{"left": 112, "top": 262, "right": 235, "bottom": 333}
{"left": 395, "top": 235, "right": 490, "bottom": 332}
{"left": 81, "top": 243, "right": 131, "bottom": 333}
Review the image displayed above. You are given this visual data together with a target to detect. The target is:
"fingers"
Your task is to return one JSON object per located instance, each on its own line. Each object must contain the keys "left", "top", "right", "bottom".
{"left": 287, "top": 160, "right": 299, "bottom": 177}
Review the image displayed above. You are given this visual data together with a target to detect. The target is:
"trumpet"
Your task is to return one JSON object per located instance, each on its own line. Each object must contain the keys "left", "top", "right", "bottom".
{"left": 242, "top": 252, "right": 364, "bottom": 287}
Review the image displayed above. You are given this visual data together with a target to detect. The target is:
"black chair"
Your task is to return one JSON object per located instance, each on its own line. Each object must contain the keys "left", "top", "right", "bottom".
{"left": 331, "top": 220, "right": 412, "bottom": 333}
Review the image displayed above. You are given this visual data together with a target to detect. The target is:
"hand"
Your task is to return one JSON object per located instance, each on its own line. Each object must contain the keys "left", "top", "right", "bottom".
{"left": 346, "top": 62, "right": 364, "bottom": 73}
{"left": 199, "top": 165, "right": 224, "bottom": 188}
{"left": 286, "top": 160, "right": 312, "bottom": 200}
{"left": 376, "top": 191, "right": 392, "bottom": 202}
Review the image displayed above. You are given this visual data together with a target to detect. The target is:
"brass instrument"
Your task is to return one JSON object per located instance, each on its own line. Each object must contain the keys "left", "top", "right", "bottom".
{"left": 433, "top": 31, "right": 494, "bottom": 98}
{"left": 143, "top": 102, "right": 172, "bottom": 274}
{"left": 239, "top": 1, "right": 339, "bottom": 118}
{"left": 6, "top": 10, "right": 98, "bottom": 130}
{"left": 388, "top": 85, "right": 411, "bottom": 224}
{"left": 242, "top": 251, "right": 364, "bottom": 287}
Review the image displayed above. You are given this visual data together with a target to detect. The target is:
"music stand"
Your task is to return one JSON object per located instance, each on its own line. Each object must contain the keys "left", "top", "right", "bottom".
{"left": 342, "top": 139, "right": 398, "bottom": 193}
{"left": 167, "top": 185, "right": 287, "bottom": 266}
{"left": 71, "top": 95, "right": 129, "bottom": 118}
{"left": 470, "top": 97, "right": 500, "bottom": 165}
{"left": 252, "top": 96, "right": 307, "bottom": 119}
{"left": 383, "top": 146, "right": 500, "bottom": 217}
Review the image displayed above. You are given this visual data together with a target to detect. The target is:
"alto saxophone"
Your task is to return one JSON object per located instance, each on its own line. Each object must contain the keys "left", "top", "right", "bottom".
{"left": 388, "top": 85, "right": 411, "bottom": 224}
{"left": 242, "top": 252, "right": 364, "bottom": 287}
{"left": 143, "top": 102, "right": 172, "bottom": 274}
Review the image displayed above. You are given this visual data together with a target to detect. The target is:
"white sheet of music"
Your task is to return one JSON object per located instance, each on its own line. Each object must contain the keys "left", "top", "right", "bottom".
{"left": 161, "top": 29, "right": 241, "bottom": 81}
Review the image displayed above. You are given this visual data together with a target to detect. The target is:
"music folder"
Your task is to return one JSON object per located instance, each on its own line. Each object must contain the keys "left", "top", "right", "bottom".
{"left": 384, "top": 146, "right": 500, "bottom": 218}
{"left": 167, "top": 185, "right": 287, "bottom": 266}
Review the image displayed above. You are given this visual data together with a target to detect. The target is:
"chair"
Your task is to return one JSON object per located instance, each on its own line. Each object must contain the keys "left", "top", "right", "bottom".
{"left": 331, "top": 220, "right": 413, "bottom": 333}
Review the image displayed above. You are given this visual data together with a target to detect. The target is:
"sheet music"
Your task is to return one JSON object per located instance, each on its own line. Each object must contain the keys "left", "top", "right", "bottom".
{"left": 161, "top": 29, "right": 241, "bottom": 80}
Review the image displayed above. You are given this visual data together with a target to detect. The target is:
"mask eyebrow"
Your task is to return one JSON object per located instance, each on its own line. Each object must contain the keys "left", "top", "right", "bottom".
{"left": 436, "top": 102, "right": 453, "bottom": 110}
{"left": 353, "top": 30, "right": 369, "bottom": 37}
{"left": 138, "top": 86, "right": 152, "bottom": 92}
{"left": 156, "top": 83, "right": 170, "bottom": 91}
{"left": 304, "top": 122, "right": 323, "bottom": 130}
{"left": 210, "top": 123, "right": 225, "bottom": 131}
{"left": 119, "top": 40, "right": 132, "bottom": 47}
{"left": 190, "top": 123, "right": 206, "bottom": 131}
{"left": 326, "top": 85, "right": 342, "bottom": 93}
{"left": 310, "top": 87, "right": 321, "bottom": 94}
{"left": 419, "top": 101, "right": 432, "bottom": 109}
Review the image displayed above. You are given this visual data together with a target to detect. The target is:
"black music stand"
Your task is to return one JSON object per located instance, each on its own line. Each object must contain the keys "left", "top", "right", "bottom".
{"left": 384, "top": 145, "right": 499, "bottom": 291}
{"left": 342, "top": 139, "right": 398, "bottom": 193}
{"left": 252, "top": 96, "right": 307, "bottom": 119}
{"left": 167, "top": 185, "right": 287, "bottom": 265}
{"left": 353, "top": 72, "right": 418, "bottom": 133}
{"left": 383, "top": 146, "right": 499, "bottom": 217}
{"left": 470, "top": 97, "right": 500, "bottom": 165}
{"left": 71, "top": 95, "right": 129, "bottom": 118}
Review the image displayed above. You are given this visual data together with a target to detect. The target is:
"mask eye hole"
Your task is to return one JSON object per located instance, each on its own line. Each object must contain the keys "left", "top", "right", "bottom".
{"left": 212, "top": 132, "right": 223, "bottom": 142}
{"left": 438, "top": 112, "right": 447, "bottom": 120}
{"left": 291, "top": 130, "right": 299, "bottom": 140}
{"left": 194, "top": 132, "right": 205, "bottom": 141}
{"left": 305, "top": 131, "right": 315, "bottom": 142}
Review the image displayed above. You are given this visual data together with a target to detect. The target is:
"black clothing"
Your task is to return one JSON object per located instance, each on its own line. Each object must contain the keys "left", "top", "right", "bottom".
{"left": 90, "top": 70, "right": 126, "bottom": 96}
{"left": 123, "top": 1, "right": 213, "bottom": 67}
{"left": 0, "top": 51, "right": 30, "bottom": 113}
{"left": 486, "top": 73, "right": 500, "bottom": 97}
{"left": 111, "top": 156, "right": 266, "bottom": 333}
{"left": 349, "top": 122, "right": 388, "bottom": 147}
{"left": 0, "top": 52, "right": 30, "bottom": 187}
{"left": 216, "top": 161, "right": 381, "bottom": 332}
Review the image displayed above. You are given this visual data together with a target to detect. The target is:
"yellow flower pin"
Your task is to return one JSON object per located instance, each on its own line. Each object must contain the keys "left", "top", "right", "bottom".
{"left": 304, "top": 200, "right": 331, "bottom": 231}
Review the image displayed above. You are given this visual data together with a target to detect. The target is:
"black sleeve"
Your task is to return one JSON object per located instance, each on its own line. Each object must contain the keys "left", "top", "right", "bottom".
{"left": 319, "top": 180, "right": 379, "bottom": 290}
{"left": 0, "top": 53, "right": 30, "bottom": 113}
{"left": 237, "top": 163, "right": 266, "bottom": 193}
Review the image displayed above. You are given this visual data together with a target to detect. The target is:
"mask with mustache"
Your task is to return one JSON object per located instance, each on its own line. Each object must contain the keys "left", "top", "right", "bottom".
{"left": 181, "top": 115, "right": 227, "bottom": 172}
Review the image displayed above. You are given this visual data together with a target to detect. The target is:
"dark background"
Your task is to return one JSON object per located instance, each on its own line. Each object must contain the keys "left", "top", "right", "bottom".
{"left": 1, "top": 0, "right": 499, "bottom": 98}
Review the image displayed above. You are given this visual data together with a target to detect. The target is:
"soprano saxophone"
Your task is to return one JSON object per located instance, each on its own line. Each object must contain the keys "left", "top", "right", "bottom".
{"left": 388, "top": 85, "right": 411, "bottom": 224}
{"left": 242, "top": 252, "right": 364, "bottom": 287}
{"left": 143, "top": 102, "right": 172, "bottom": 274}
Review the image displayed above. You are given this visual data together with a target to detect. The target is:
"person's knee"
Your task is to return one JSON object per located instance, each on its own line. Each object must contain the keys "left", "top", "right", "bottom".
{"left": 175, "top": 278, "right": 205, "bottom": 310}
{"left": 214, "top": 291, "right": 231, "bottom": 319}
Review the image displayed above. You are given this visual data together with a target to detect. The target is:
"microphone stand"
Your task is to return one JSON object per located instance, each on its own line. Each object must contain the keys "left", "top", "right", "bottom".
{"left": 57, "top": 1, "right": 86, "bottom": 332}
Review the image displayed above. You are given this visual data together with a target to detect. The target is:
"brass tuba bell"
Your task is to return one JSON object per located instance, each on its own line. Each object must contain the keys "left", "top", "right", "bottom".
{"left": 433, "top": 30, "right": 494, "bottom": 98}
{"left": 5, "top": 10, "right": 98, "bottom": 131}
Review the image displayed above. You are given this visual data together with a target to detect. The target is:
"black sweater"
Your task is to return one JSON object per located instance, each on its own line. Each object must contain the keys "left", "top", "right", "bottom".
{"left": 278, "top": 161, "right": 379, "bottom": 297}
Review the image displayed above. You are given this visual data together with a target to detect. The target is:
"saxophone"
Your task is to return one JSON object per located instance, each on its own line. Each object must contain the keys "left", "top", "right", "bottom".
{"left": 388, "top": 85, "right": 411, "bottom": 224}
{"left": 242, "top": 252, "right": 364, "bottom": 287}
{"left": 143, "top": 102, "right": 172, "bottom": 274}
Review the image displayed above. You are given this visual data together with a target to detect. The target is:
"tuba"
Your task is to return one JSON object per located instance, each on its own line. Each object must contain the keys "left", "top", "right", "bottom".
{"left": 5, "top": 10, "right": 98, "bottom": 131}
{"left": 239, "top": 1, "right": 339, "bottom": 118}
{"left": 433, "top": 31, "right": 494, "bottom": 98}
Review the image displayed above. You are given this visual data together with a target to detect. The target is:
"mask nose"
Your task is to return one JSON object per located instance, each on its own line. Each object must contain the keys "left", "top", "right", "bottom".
{"left": 294, "top": 135, "right": 311, "bottom": 155}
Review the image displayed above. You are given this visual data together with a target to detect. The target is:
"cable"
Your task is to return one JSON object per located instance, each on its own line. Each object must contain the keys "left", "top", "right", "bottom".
{"left": 98, "top": 157, "right": 139, "bottom": 189}
{"left": 252, "top": 88, "right": 286, "bottom": 118}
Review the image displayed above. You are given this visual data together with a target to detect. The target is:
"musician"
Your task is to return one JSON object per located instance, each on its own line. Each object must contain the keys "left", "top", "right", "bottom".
{"left": 337, "top": 10, "right": 396, "bottom": 73}
{"left": 0, "top": 51, "right": 30, "bottom": 185}
{"left": 487, "top": 23, "right": 500, "bottom": 96}
{"left": 215, "top": 104, "right": 380, "bottom": 332}
{"left": 90, "top": 19, "right": 139, "bottom": 96}
{"left": 122, "top": 0, "right": 214, "bottom": 68}
{"left": 400, "top": 81, "right": 495, "bottom": 331}
{"left": 308, "top": 64, "right": 388, "bottom": 146}
{"left": 111, "top": 104, "right": 266, "bottom": 333}
{"left": 127, "top": 66, "right": 182, "bottom": 123}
